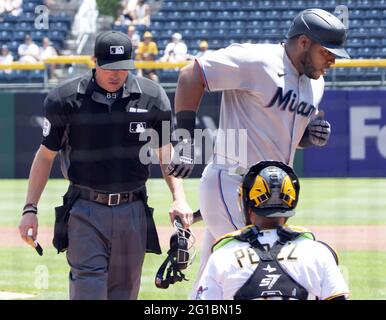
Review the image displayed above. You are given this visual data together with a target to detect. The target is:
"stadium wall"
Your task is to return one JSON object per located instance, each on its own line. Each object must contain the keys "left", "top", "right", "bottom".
{"left": 1, "top": 90, "right": 385, "bottom": 179}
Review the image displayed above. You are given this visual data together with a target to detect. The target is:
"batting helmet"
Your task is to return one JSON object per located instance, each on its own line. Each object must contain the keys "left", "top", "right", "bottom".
{"left": 239, "top": 161, "right": 300, "bottom": 218}
{"left": 286, "top": 8, "right": 350, "bottom": 59}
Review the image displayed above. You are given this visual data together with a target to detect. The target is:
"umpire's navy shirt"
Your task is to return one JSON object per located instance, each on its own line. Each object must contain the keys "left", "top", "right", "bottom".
{"left": 41, "top": 70, "right": 171, "bottom": 192}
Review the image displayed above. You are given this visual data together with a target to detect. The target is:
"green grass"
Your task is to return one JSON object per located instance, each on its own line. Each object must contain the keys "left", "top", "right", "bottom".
{"left": 1, "top": 178, "right": 386, "bottom": 227}
{"left": 0, "top": 248, "right": 385, "bottom": 300}
{"left": 1, "top": 178, "right": 386, "bottom": 300}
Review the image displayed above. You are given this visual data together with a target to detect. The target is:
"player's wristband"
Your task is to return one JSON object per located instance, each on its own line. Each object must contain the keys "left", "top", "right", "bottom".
{"left": 22, "top": 203, "right": 38, "bottom": 215}
{"left": 176, "top": 110, "right": 196, "bottom": 141}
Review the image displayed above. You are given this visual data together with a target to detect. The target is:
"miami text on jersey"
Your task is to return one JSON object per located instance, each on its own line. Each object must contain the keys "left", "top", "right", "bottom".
{"left": 265, "top": 87, "right": 316, "bottom": 117}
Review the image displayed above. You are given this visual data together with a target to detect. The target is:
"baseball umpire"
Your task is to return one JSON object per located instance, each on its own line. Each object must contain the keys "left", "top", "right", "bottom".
{"left": 195, "top": 161, "right": 350, "bottom": 300}
{"left": 18, "top": 31, "right": 192, "bottom": 300}
{"left": 166, "top": 8, "right": 350, "bottom": 297}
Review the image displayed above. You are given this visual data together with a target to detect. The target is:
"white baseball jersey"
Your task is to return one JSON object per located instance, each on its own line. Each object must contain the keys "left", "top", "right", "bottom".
{"left": 190, "top": 43, "right": 326, "bottom": 299}
{"left": 197, "top": 42, "right": 324, "bottom": 167}
{"left": 195, "top": 228, "right": 350, "bottom": 300}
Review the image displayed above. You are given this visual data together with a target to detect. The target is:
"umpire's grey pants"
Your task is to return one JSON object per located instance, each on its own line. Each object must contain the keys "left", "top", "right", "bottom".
{"left": 66, "top": 199, "right": 147, "bottom": 300}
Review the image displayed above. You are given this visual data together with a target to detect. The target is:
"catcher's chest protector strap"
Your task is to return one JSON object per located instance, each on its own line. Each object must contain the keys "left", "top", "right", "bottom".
{"left": 234, "top": 226, "right": 309, "bottom": 300}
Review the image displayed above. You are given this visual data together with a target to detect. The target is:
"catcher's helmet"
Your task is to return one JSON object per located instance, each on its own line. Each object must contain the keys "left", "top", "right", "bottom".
{"left": 286, "top": 8, "right": 350, "bottom": 59}
{"left": 239, "top": 161, "right": 300, "bottom": 218}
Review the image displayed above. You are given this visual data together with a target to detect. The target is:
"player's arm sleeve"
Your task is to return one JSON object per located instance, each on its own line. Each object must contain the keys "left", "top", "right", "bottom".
{"left": 41, "top": 89, "right": 67, "bottom": 152}
{"left": 320, "top": 246, "right": 350, "bottom": 300}
{"left": 196, "top": 43, "right": 258, "bottom": 92}
{"left": 195, "top": 256, "right": 223, "bottom": 300}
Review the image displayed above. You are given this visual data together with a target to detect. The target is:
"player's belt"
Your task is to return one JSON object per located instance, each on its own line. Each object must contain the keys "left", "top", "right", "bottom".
{"left": 71, "top": 185, "right": 140, "bottom": 206}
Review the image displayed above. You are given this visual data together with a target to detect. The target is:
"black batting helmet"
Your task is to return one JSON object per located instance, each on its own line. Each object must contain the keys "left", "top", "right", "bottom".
{"left": 287, "top": 8, "right": 350, "bottom": 59}
{"left": 239, "top": 161, "right": 300, "bottom": 218}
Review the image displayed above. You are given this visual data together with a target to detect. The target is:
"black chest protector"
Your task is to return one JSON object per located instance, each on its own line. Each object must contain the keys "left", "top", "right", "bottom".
{"left": 233, "top": 226, "right": 309, "bottom": 300}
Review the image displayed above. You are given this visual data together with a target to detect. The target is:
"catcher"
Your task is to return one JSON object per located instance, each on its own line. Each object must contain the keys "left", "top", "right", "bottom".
{"left": 195, "top": 161, "right": 349, "bottom": 300}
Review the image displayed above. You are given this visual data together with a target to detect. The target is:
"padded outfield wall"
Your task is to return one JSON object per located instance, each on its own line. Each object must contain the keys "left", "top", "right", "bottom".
{"left": 0, "top": 90, "right": 385, "bottom": 178}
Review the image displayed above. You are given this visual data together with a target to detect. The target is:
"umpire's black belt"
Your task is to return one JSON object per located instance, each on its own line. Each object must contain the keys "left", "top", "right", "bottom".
{"left": 71, "top": 185, "right": 140, "bottom": 206}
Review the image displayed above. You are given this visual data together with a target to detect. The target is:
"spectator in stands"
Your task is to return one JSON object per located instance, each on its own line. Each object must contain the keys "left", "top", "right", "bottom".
{"left": 160, "top": 33, "right": 188, "bottom": 63}
{"left": 44, "top": 0, "right": 56, "bottom": 7}
{"left": 133, "top": 0, "right": 150, "bottom": 27}
{"left": 115, "top": 0, "right": 137, "bottom": 26}
{"left": 39, "top": 37, "right": 58, "bottom": 80}
{"left": 136, "top": 31, "right": 159, "bottom": 82}
{"left": 196, "top": 40, "right": 212, "bottom": 58}
{"left": 0, "top": 45, "right": 14, "bottom": 74}
{"left": 18, "top": 34, "right": 40, "bottom": 63}
{"left": 127, "top": 25, "right": 140, "bottom": 58}
{"left": 0, "top": 0, "right": 23, "bottom": 17}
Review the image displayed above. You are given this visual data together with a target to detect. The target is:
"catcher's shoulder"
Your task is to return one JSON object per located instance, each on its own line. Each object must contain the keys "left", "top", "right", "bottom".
{"left": 211, "top": 225, "right": 253, "bottom": 252}
{"left": 284, "top": 224, "right": 316, "bottom": 241}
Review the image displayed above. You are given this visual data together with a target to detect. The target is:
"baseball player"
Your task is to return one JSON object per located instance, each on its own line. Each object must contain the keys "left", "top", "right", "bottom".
{"left": 195, "top": 161, "right": 350, "bottom": 300}
{"left": 166, "top": 8, "right": 350, "bottom": 297}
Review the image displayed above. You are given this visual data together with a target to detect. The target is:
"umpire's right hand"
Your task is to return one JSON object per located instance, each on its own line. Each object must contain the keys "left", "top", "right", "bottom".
{"left": 166, "top": 139, "right": 195, "bottom": 178}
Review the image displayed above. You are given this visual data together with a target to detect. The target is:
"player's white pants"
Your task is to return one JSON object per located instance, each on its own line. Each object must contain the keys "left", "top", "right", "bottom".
{"left": 189, "top": 161, "right": 246, "bottom": 299}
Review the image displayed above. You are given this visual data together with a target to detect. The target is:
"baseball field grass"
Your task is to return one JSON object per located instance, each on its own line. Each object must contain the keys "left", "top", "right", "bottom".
{"left": 1, "top": 178, "right": 386, "bottom": 299}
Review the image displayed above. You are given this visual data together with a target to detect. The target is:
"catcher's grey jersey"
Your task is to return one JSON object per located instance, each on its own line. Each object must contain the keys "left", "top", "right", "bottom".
{"left": 197, "top": 42, "right": 324, "bottom": 167}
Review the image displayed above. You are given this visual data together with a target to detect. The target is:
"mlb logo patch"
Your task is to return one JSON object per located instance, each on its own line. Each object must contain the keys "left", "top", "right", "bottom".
{"left": 110, "top": 46, "right": 124, "bottom": 55}
{"left": 129, "top": 122, "right": 146, "bottom": 133}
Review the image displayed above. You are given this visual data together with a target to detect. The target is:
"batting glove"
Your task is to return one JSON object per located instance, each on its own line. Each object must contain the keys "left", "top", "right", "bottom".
{"left": 167, "top": 138, "right": 195, "bottom": 178}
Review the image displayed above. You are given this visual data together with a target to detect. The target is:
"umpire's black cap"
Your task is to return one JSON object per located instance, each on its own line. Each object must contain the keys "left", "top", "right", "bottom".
{"left": 287, "top": 8, "right": 350, "bottom": 59}
{"left": 94, "top": 31, "right": 135, "bottom": 70}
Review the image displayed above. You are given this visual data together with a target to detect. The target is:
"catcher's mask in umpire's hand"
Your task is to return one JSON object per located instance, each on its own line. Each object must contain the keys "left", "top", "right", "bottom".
{"left": 155, "top": 217, "right": 196, "bottom": 289}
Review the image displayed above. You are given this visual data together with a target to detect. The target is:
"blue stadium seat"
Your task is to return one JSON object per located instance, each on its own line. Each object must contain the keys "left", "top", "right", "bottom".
{"left": 363, "top": 38, "right": 379, "bottom": 47}
{"left": 213, "top": 20, "right": 228, "bottom": 29}
{"left": 209, "top": 1, "right": 223, "bottom": 10}
{"left": 31, "top": 31, "right": 44, "bottom": 42}
{"left": 14, "top": 31, "right": 26, "bottom": 41}
{"left": 226, "top": 1, "right": 240, "bottom": 9}
{"left": 275, "top": 0, "right": 291, "bottom": 8}
{"left": 378, "top": 47, "right": 386, "bottom": 57}
{"left": 216, "top": 11, "right": 232, "bottom": 20}
{"left": 0, "top": 22, "right": 13, "bottom": 31}
{"left": 229, "top": 29, "right": 244, "bottom": 39}
{"left": 363, "top": 19, "right": 380, "bottom": 28}
{"left": 258, "top": 0, "right": 273, "bottom": 9}
{"left": 290, "top": 0, "right": 306, "bottom": 9}
{"left": 232, "top": 11, "right": 248, "bottom": 20}
{"left": 350, "top": 19, "right": 362, "bottom": 28}
{"left": 192, "top": 1, "right": 209, "bottom": 10}
{"left": 266, "top": 10, "right": 281, "bottom": 20}
{"left": 16, "top": 22, "right": 31, "bottom": 31}
{"left": 230, "top": 21, "right": 246, "bottom": 29}
{"left": 201, "top": 11, "right": 215, "bottom": 20}
{"left": 249, "top": 10, "right": 265, "bottom": 19}
{"left": 23, "top": 2, "right": 36, "bottom": 13}
{"left": 0, "top": 31, "right": 9, "bottom": 40}
{"left": 348, "top": 38, "right": 363, "bottom": 47}
{"left": 282, "top": 10, "right": 297, "bottom": 19}
{"left": 249, "top": 20, "right": 262, "bottom": 29}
